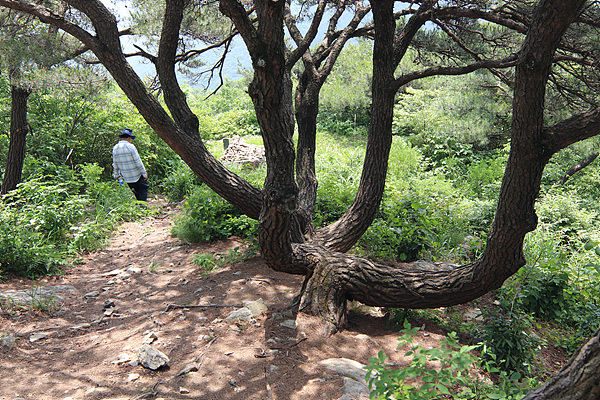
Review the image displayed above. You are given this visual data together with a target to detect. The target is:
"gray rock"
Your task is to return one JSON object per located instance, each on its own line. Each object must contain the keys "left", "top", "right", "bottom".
{"left": 142, "top": 331, "right": 158, "bottom": 344}
{"left": 318, "top": 358, "right": 367, "bottom": 383}
{"left": 319, "top": 358, "right": 371, "bottom": 400}
{"left": 29, "top": 332, "right": 49, "bottom": 343}
{"left": 224, "top": 308, "right": 255, "bottom": 323}
{"left": 83, "top": 291, "right": 100, "bottom": 299}
{"left": 125, "top": 266, "right": 142, "bottom": 274}
{"left": 243, "top": 298, "right": 268, "bottom": 317}
{"left": 175, "top": 363, "right": 199, "bottom": 377}
{"left": 135, "top": 344, "right": 169, "bottom": 370}
{"left": 340, "top": 376, "right": 370, "bottom": 399}
{"left": 0, "top": 334, "right": 16, "bottom": 349}
{"left": 280, "top": 319, "right": 297, "bottom": 329}
{"left": 463, "top": 307, "right": 483, "bottom": 321}
{"left": 0, "top": 285, "right": 77, "bottom": 306}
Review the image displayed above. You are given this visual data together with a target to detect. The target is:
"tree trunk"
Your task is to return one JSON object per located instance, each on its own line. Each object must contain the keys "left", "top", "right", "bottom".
{"left": 310, "top": 0, "right": 398, "bottom": 253}
{"left": 294, "top": 66, "right": 321, "bottom": 238}
{"left": 1, "top": 85, "right": 31, "bottom": 195}
{"left": 522, "top": 327, "right": 600, "bottom": 399}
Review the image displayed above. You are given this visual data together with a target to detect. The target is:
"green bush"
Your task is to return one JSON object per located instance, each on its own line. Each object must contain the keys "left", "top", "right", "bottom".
{"left": 475, "top": 309, "right": 540, "bottom": 376}
{"left": 360, "top": 200, "right": 438, "bottom": 261}
{"left": 159, "top": 159, "right": 202, "bottom": 202}
{"left": 0, "top": 164, "right": 149, "bottom": 277}
{"left": 172, "top": 186, "right": 257, "bottom": 243}
{"left": 366, "top": 321, "right": 537, "bottom": 400}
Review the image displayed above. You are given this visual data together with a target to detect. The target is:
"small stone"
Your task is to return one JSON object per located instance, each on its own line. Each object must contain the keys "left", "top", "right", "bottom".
{"left": 318, "top": 358, "right": 367, "bottom": 382}
{"left": 70, "top": 323, "right": 91, "bottom": 330}
{"left": 29, "top": 332, "right": 49, "bottom": 343}
{"left": 242, "top": 299, "right": 268, "bottom": 317}
{"left": 224, "top": 308, "right": 254, "bottom": 324}
{"left": 142, "top": 331, "right": 158, "bottom": 344}
{"left": 126, "top": 266, "right": 142, "bottom": 274}
{"left": 111, "top": 353, "right": 132, "bottom": 365}
{"left": 179, "top": 387, "right": 190, "bottom": 394}
{"left": 135, "top": 344, "right": 169, "bottom": 370}
{"left": 100, "top": 269, "right": 124, "bottom": 277}
{"left": 128, "top": 373, "right": 140, "bottom": 382}
{"left": 83, "top": 291, "right": 100, "bottom": 298}
{"left": 103, "top": 300, "right": 116, "bottom": 309}
{"left": 85, "top": 388, "right": 110, "bottom": 395}
{"left": 0, "top": 334, "right": 16, "bottom": 349}
{"left": 280, "top": 320, "right": 297, "bottom": 329}
{"left": 175, "top": 364, "right": 199, "bottom": 377}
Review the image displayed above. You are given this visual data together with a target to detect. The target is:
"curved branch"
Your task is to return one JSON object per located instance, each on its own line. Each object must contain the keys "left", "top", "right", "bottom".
{"left": 0, "top": 0, "right": 98, "bottom": 49}
{"left": 176, "top": 31, "right": 236, "bottom": 63}
{"left": 219, "top": 0, "right": 259, "bottom": 57}
{"left": 393, "top": 55, "right": 519, "bottom": 91}
{"left": 557, "top": 152, "right": 599, "bottom": 185}
{"left": 319, "top": 2, "right": 370, "bottom": 80}
{"left": 157, "top": 0, "right": 199, "bottom": 134}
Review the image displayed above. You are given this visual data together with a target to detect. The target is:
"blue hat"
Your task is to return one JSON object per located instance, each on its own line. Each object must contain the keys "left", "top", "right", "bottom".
{"left": 119, "top": 128, "right": 136, "bottom": 139}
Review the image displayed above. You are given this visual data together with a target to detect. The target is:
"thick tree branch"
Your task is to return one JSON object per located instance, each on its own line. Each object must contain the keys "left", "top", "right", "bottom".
{"left": 219, "top": 0, "right": 259, "bottom": 58}
{"left": 542, "top": 106, "right": 600, "bottom": 153}
{"left": 157, "top": 0, "right": 199, "bottom": 134}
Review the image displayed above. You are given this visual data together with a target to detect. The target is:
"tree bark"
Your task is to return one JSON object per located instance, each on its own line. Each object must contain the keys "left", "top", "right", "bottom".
{"left": 294, "top": 70, "right": 320, "bottom": 238}
{"left": 557, "top": 153, "right": 599, "bottom": 184}
{"left": 1, "top": 85, "right": 31, "bottom": 195}
{"left": 522, "top": 327, "right": 600, "bottom": 399}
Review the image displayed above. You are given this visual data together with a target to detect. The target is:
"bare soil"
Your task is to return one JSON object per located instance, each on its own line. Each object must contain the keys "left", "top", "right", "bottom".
{"left": 0, "top": 199, "right": 567, "bottom": 400}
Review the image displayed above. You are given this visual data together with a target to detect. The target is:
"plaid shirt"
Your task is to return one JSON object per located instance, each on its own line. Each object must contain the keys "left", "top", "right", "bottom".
{"left": 112, "top": 140, "right": 147, "bottom": 183}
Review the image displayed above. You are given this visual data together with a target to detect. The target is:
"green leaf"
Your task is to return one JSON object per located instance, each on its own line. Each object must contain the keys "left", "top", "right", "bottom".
{"left": 437, "top": 384, "right": 450, "bottom": 395}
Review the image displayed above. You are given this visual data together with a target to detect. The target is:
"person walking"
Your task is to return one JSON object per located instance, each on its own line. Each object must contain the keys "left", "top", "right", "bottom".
{"left": 112, "top": 128, "right": 149, "bottom": 201}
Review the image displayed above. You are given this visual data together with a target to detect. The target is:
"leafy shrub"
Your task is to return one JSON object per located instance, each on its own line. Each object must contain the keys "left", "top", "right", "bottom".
{"left": 518, "top": 272, "right": 569, "bottom": 322}
{"left": 366, "top": 321, "right": 537, "bottom": 400}
{"left": 360, "top": 200, "right": 438, "bottom": 261}
{"left": 172, "top": 186, "right": 257, "bottom": 242}
{"left": 159, "top": 159, "right": 202, "bottom": 202}
{"left": 0, "top": 164, "right": 149, "bottom": 277}
{"left": 475, "top": 309, "right": 539, "bottom": 376}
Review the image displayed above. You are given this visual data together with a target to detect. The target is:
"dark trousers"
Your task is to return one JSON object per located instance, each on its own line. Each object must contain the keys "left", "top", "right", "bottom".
{"left": 128, "top": 176, "right": 149, "bottom": 201}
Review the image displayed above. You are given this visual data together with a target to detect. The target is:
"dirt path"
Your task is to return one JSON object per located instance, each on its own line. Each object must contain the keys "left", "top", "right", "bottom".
{"left": 0, "top": 200, "right": 460, "bottom": 400}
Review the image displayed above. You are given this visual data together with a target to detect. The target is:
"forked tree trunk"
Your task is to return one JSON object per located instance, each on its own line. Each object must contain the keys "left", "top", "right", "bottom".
{"left": 295, "top": 0, "right": 588, "bottom": 336}
{"left": 1, "top": 85, "right": 31, "bottom": 195}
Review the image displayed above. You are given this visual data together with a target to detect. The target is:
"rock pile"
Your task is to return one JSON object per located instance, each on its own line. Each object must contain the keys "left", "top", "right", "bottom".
{"left": 219, "top": 136, "right": 266, "bottom": 169}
